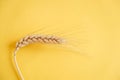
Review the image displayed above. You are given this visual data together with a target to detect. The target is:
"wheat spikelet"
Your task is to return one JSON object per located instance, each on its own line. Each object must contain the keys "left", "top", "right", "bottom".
{"left": 13, "top": 34, "right": 65, "bottom": 80}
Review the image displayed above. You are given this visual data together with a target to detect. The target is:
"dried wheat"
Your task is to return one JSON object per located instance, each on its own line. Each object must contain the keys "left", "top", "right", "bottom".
{"left": 13, "top": 34, "right": 65, "bottom": 80}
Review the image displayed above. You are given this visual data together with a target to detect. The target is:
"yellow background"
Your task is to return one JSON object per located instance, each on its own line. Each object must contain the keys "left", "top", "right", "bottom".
{"left": 0, "top": 0, "right": 120, "bottom": 80}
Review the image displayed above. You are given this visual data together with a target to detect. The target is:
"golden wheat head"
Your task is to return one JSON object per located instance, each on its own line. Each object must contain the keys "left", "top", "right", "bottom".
{"left": 15, "top": 34, "right": 65, "bottom": 51}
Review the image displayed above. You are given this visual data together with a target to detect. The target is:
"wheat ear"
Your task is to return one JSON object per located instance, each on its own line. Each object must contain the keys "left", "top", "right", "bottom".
{"left": 13, "top": 34, "right": 65, "bottom": 80}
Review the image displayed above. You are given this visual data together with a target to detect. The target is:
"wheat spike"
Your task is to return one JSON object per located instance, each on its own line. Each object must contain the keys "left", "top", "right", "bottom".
{"left": 15, "top": 34, "right": 64, "bottom": 54}
{"left": 13, "top": 34, "right": 65, "bottom": 80}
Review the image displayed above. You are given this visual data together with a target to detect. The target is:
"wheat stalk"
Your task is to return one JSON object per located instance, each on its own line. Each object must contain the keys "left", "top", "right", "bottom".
{"left": 13, "top": 34, "right": 65, "bottom": 80}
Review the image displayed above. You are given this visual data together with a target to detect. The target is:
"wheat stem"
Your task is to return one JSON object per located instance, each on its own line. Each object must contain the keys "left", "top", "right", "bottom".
{"left": 14, "top": 48, "right": 24, "bottom": 80}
